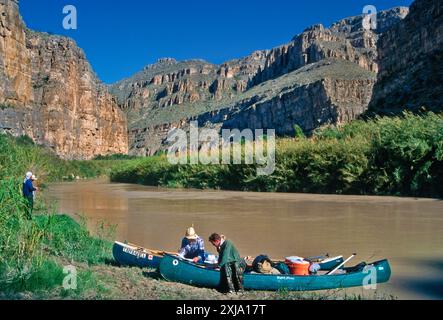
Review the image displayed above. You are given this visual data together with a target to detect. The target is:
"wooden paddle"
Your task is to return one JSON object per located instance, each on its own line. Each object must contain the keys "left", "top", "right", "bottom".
{"left": 126, "top": 242, "right": 177, "bottom": 256}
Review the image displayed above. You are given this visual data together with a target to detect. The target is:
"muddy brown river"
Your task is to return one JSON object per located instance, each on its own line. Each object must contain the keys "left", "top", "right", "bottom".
{"left": 46, "top": 178, "right": 443, "bottom": 300}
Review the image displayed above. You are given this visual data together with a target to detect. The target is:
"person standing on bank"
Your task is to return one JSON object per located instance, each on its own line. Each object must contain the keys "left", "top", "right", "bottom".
{"left": 22, "top": 171, "right": 38, "bottom": 220}
{"left": 178, "top": 226, "right": 206, "bottom": 263}
{"left": 209, "top": 233, "right": 245, "bottom": 294}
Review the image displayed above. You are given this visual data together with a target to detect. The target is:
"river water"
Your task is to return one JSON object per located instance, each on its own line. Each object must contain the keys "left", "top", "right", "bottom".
{"left": 46, "top": 178, "right": 443, "bottom": 300}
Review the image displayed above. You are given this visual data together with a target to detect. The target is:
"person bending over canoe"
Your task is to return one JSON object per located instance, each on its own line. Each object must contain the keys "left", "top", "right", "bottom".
{"left": 209, "top": 233, "right": 245, "bottom": 294}
{"left": 178, "top": 227, "right": 205, "bottom": 263}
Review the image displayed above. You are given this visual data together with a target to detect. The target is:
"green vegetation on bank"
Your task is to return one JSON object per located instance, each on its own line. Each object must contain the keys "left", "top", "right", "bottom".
{"left": 110, "top": 112, "right": 443, "bottom": 198}
{"left": 0, "top": 178, "right": 114, "bottom": 297}
{"left": 93, "top": 154, "right": 139, "bottom": 160}
{"left": 0, "top": 134, "right": 126, "bottom": 184}
{"left": 0, "top": 134, "right": 117, "bottom": 298}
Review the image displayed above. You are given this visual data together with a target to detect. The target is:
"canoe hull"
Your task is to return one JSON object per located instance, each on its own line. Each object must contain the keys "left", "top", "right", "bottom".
{"left": 112, "top": 241, "right": 162, "bottom": 269}
{"left": 159, "top": 254, "right": 391, "bottom": 291}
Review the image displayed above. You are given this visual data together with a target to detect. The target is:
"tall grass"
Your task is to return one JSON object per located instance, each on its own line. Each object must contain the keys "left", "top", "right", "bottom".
{"left": 0, "top": 134, "right": 116, "bottom": 297}
{"left": 0, "top": 178, "right": 46, "bottom": 290}
{"left": 34, "top": 214, "right": 115, "bottom": 265}
{"left": 0, "top": 178, "right": 114, "bottom": 295}
{"left": 110, "top": 112, "right": 443, "bottom": 198}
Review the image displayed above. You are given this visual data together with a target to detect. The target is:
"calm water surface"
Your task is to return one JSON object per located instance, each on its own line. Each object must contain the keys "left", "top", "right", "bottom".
{"left": 46, "top": 179, "right": 443, "bottom": 300}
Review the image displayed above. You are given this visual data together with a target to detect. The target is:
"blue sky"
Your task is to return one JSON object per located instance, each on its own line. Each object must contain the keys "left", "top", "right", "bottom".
{"left": 20, "top": 0, "right": 413, "bottom": 84}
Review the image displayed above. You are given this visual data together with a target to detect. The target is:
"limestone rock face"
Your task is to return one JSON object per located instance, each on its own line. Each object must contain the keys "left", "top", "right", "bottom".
{"left": 127, "top": 59, "right": 377, "bottom": 156}
{"left": 110, "top": 53, "right": 268, "bottom": 115}
{"left": 250, "top": 7, "right": 409, "bottom": 86}
{"left": 0, "top": 0, "right": 33, "bottom": 106}
{"left": 111, "top": 7, "right": 407, "bottom": 156}
{"left": 109, "top": 53, "right": 269, "bottom": 156}
{"left": 197, "top": 61, "right": 376, "bottom": 135}
{"left": 0, "top": 0, "right": 128, "bottom": 159}
{"left": 369, "top": 0, "right": 443, "bottom": 113}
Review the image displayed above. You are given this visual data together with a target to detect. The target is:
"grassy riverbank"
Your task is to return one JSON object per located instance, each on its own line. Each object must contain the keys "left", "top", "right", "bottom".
{"left": 0, "top": 134, "right": 113, "bottom": 298}
{"left": 0, "top": 133, "right": 121, "bottom": 298}
{"left": 110, "top": 112, "right": 443, "bottom": 198}
{"left": 1, "top": 179, "right": 387, "bottom": 300}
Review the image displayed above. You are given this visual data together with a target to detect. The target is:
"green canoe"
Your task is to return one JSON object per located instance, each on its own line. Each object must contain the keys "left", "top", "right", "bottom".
{"left": 159, "top": 254, "right": 391, "bottom": 291}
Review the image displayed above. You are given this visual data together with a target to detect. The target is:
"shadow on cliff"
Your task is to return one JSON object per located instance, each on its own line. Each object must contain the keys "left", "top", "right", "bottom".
{"left": 365, "top": 48, "right": 443, "bottom": 117}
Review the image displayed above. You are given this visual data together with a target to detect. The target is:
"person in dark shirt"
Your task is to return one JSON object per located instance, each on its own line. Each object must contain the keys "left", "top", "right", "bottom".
{"left": 22, "top": 172, "right": 37, "bottom": 219}
{"left": 209, "top": 233, "right": 245, "bottom": 294}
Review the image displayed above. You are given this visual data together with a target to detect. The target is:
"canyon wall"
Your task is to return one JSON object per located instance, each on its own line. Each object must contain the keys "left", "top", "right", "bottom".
{"left": 369, "top": 0, "right": 443, "bottom": 113}
{"left": 0, "top": 0, "right": 128, "bottom": 159}
{"left": 111, "top": 7, "right": 407, "bottom": 156}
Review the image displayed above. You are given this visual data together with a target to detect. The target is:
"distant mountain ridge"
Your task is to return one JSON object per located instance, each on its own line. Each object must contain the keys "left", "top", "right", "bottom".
{"left": 109, "top": 6, "right": 409, "bottom": 156}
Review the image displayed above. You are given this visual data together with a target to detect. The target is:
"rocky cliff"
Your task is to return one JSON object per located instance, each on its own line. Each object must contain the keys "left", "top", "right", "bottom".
{"left": 0, "top": 0, "right": 32, "bottom": 106}
{"left": 250, "top": 7, "right": 409, "bottom": 86}
{"left": 369, "top": 0, "right": 443, "bottom": 113}
{"left": 203, "top": 61, "right": 376, "bottom": 135}
{"left": 110, "top": 7, "right": 407, "bottom": 156}
{"left": 110, "top": 52, "right": 268, "bottom": 122}
{"left": 0, "top": 0, "right": 128, "bottom": 159}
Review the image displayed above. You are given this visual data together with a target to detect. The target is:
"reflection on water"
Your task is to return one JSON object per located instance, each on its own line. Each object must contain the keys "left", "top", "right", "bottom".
{"left": 46, "top": 178, "right": 443, "bottom": 300}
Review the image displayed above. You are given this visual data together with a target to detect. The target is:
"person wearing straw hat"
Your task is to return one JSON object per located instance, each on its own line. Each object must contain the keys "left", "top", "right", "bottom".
{"left": 178, "top": 226, "right": 206, "bottom": 263}
{"left": 22, "top": 171, "right": 38, "bottom": 220}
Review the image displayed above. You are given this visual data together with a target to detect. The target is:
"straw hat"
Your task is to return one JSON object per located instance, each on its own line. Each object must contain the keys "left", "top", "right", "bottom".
{"left": 185, "top": 227, "right": 198, "bottom": 240}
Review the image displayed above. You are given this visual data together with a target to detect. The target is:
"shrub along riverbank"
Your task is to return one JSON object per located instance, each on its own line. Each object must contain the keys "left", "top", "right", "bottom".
{"left": 110, "top": 112, "right": 443, "bottom": 198}
{"left": 0, "top": 134, "right": 128, "bottom": 184}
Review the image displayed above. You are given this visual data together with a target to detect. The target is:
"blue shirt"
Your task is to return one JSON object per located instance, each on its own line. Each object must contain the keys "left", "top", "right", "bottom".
{"left": 179, "top": 237, "right": 205, "bottom": 261}
{"left": 22, "top": 179, "right": 36, "bottom": 198}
